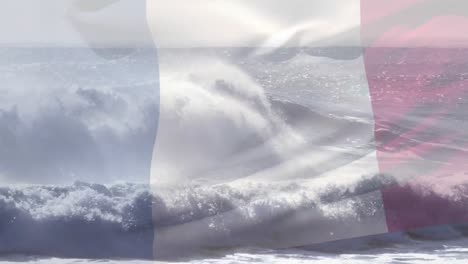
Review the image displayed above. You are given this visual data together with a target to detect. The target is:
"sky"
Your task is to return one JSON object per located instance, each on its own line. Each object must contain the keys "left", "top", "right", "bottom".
{"left": 0, "top": 0, "right": 152, "bottom": 47}
{"left": 148, "top": 0, "right": 468, "bottom": 48}
{"left": 2, "top": 1, "right": 468, "bottom": 48}
{"left": 0, "top": 0, "right": 361, "bottom": 48}
{"left": 148, "top": 0, "right": 361, "bottom": 48}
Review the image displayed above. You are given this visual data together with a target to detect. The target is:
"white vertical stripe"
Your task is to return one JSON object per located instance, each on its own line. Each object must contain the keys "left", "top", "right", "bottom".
{"left": 148, "top": 1, "right": 387, "bottom": 257}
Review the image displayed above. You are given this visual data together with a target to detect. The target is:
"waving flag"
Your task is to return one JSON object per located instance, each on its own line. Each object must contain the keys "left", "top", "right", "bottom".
{"left": 1, "top": 0, "right": 468, "bottom": 262}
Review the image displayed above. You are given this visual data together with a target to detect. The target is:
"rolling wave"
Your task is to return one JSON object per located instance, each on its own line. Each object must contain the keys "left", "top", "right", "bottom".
{"left": 1, "top": 177, "right": 468, "bottom": 259}
{"left": 0, "top": 182, "right": 153, "bottom": 259}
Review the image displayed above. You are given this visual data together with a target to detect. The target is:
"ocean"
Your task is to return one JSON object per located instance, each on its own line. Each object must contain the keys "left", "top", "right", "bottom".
{"left": 2, "top": 47, "right": 468, "bottom": 263}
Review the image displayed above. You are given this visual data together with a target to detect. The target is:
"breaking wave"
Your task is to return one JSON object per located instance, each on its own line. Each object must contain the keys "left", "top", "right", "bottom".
{"left": 0, "top": 182, "right": 154, "bottom": 259}
{"left": 1, "top": 178, "right": 468, "bottom": 259}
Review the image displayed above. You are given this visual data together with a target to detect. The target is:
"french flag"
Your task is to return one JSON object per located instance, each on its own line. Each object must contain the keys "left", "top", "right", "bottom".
{"left": 3, "top": 0, "right": 468, "bottom": 259}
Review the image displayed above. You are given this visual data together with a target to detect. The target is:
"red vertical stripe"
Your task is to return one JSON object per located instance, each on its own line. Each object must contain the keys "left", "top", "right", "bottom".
{"left": 361, "top": 0, "right": 468, "bottom": 231}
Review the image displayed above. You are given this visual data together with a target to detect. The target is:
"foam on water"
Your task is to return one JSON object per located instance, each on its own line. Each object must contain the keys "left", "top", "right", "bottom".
{"left": 4, "top": 240, "right": 468, "bottom": 264}
{"left": 1, "top": 178, "right": 468, "bottom": 260}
